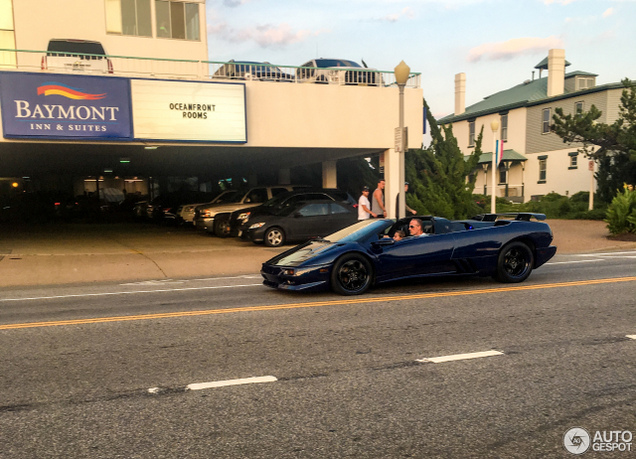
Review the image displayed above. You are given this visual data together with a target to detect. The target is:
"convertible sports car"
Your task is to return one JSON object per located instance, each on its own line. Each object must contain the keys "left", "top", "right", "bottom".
{"left": 261, "top": 213, "right": 557, "bottom": 295}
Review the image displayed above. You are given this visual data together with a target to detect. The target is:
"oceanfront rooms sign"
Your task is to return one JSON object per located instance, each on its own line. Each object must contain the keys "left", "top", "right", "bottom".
{"left": 0, "top": 72, "right": 132, "bottom": 139}
{"left": 130, "top": 79, "right": 247, "bottom": 143}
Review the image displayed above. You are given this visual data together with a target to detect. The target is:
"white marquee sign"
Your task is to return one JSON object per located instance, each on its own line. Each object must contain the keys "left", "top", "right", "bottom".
{"left": 131, "top": 79, "right": 246, "bottom": 142}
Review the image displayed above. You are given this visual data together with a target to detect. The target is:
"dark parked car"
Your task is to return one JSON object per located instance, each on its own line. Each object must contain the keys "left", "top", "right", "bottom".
{"left": 213, "top": 60, "right": 291, "bottom": 82}
{"left": 222, "top": 188, "right": 356, "bottom": 238}
{"left": 261, "top": 213, "right": 557, "bottom": 295}
{"left": 245, "top": 200, "right": 358, "bottom": 247}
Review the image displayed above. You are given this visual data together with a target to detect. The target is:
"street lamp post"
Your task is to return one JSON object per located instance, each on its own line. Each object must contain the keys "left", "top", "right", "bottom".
{"left": 482, "top": 163, "right": 489, "bottom": 196}
{"left": 394, "top": 60, "right": 410, "bottom": 219}
{"left": 490, "top": 119, "right": 499, "bottom": 213}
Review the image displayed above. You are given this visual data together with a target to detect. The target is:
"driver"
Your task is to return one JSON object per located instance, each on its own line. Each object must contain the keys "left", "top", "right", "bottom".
{"left": 408, "top": 218, "right": 429, "bottom": 237}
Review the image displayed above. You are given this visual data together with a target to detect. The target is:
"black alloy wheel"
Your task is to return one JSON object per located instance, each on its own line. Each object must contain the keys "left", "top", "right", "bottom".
{"left": 495, "top": 241, "right": 534, "bottom": 283}
{"left": 264, "top": 227, "right": 285, "bottom": 247}
{"left": 330, "top": 254, "right": 373, "bottom": 295}
{"left": 213, "top": 216, "right": 231, "bottom": 238}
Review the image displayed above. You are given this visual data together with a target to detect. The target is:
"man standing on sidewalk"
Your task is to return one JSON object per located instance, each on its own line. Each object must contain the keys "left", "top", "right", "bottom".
{"left": 358, "top": 186, "right": 377, "bottom": 220}
{"left": 371, "top": 179, "right": 386, "bottom": 218}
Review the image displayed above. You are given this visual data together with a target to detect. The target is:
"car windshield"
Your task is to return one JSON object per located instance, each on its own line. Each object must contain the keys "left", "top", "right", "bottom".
{"left": 212, "top": 190, "right": 242, "bottom": 204}
{"left": 315, "top": 59, "right": 361, "bottom": 68}
{"left": 322, "top": 219, "right": 394, "bottom": 242}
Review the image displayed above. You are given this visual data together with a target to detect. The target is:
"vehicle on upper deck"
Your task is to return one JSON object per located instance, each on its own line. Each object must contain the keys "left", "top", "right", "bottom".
{"left": 296, "top": 58, "right": 379, "bottom": 86}
{"left": 41, "top": 39, "right": 113, "bottom": 74}
{"left": 213, "top": 60, "right": 291, "bottom": 82}
{"left": 261, "top": 213, "right": 557, "bottom": 295}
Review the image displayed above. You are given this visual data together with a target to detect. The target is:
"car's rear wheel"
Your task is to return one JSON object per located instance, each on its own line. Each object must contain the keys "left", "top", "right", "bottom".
{"left": 331, "top": 254, "right": 373, "bottom": 295}
{"left": 213, "top": 216, "right": 231, "bottom": 238}
{"left": 495, "top": 241, "right": 534, "bottom": 283}
{"left": 264, "top": 227, "right": 285, "bottom": 247}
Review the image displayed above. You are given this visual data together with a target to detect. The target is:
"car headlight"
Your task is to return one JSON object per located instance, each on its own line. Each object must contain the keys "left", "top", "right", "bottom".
{"left": 201, "top": 209, "right": 216, "bottom": 218}
{"left": 249, "top": 222, "right": 266, "bottom": 230}
{"left": 238, "top": 212, "right": 250, "bottom": 221}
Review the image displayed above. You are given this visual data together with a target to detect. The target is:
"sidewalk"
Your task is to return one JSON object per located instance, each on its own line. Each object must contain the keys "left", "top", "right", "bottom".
{"left": 0, "top": 220, "right": 634, "bottom": 288}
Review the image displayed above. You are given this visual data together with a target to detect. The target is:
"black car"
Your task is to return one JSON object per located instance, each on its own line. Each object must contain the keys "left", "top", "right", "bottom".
{"left": 261, "top": 213, "right": 557, "bottom": 295}
{"left": 245, "top": 200, "right": 358, "bottom": 247}
{"left": 221, "top": 188, "right": 356, "bottom": 238}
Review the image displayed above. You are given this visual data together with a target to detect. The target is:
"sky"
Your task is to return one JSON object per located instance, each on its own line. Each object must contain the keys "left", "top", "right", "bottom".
{"left": 205, "top": 0, "right": 635, "bottom": 120}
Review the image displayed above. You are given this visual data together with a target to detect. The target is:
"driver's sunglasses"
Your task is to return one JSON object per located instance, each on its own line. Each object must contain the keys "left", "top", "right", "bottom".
{"left": 409, "top": 225, "right": 417, "bottom": 228}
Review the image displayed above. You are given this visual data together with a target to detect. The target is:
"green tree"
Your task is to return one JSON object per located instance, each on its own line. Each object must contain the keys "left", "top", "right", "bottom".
{"left": 551, "top": 78, "right": 636, "bottom": 203}
{"left": 405, "top": 99, "right": 483, "bottom": 219}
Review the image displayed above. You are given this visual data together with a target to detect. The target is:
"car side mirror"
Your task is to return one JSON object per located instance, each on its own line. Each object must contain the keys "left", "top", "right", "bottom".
{"left": 371, "top": 238, "right": 395, "bottom": 247}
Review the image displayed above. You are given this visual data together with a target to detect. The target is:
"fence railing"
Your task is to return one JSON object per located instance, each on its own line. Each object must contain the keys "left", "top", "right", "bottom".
{"left": 0, "top": 48, "right": 421, "bottom": 88}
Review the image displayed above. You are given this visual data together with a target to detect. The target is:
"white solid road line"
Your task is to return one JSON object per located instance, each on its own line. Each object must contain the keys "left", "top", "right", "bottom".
{"left": 186, "top": 375, "right": 278, "bottom": 391}
{"left": 416, "top": 350, "right": 504, "bottom": 364}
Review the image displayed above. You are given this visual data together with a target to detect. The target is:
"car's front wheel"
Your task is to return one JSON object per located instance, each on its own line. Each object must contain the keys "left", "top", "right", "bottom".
{"left": 331, "top": 254, "right": 373, "bottom": 295}
{"left": 495, "top": 241, "right": 534, "bottom": 283}
{"left": 264, "top": 227, "right": 285, "bottom": 247}
{"left": 213, "top": 216, "right": 231, "bottom": 238}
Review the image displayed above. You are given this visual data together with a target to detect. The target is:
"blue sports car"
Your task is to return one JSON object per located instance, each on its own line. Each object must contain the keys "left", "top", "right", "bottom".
{"left": 261, "top": 214, "right": 557, "bottom": 295}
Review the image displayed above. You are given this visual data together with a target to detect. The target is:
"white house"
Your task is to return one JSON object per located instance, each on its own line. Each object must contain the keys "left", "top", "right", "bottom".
{"left": 439, "top": 49, "right": 626, "bottom": 203}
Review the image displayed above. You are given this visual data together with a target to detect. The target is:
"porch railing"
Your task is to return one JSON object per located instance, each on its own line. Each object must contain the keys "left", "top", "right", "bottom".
{"left": 0, "top": 48, "right": 421, "bottom": 88}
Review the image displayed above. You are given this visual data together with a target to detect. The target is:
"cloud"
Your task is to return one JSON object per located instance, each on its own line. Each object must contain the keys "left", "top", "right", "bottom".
{"left": 222, "top": 0, "right": 249, "bottom": 7}
{"left": 467, "top": 36, "right": 564, "bottom": 62}
{"left": 208, "top": 22, "right": 328, "bottom": 48}
{"left": 602, "top": 7, "right": 614, "bottom": 17}
{"left": 543, "top": 0, "right": 578, "bottom": 5}
{"left": 378, "top": 7, "right": 416, "bottom": 22}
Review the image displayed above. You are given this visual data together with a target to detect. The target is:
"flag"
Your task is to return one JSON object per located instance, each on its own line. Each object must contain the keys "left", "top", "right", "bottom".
{"left": 495, "top": 140, "right": 501, "bottom": 167}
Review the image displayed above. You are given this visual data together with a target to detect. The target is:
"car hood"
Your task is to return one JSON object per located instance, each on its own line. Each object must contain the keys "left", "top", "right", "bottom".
{"left": 266, "top": 240, "right": 350, "bottom": 267}
{"left": 199, "top": 202, "right": 253, "bottom": 214}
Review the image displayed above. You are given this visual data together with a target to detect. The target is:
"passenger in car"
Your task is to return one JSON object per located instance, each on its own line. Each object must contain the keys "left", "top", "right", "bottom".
{"left": 393, "top": 230, "right": 406, "bottom": 241}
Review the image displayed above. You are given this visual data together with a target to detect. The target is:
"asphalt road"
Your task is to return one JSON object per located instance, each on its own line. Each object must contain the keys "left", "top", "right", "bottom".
{"left": 0, "top": 251, "right": 635, "bottom": 458}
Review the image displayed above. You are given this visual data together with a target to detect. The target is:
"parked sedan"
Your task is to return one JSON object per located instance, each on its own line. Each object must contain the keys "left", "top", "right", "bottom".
{"left": 245, "top": 200, "right": 358, "bottom": 247}
{"left": 296, "top": 58, "right": 379, "bottom": 85}
{"left": 227, "top": 188, "right": 356, "bottom": 238}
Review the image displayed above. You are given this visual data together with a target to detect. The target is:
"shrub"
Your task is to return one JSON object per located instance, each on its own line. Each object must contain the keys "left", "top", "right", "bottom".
{"left": 605, "top": 186, "right": 636, "bottom": 234}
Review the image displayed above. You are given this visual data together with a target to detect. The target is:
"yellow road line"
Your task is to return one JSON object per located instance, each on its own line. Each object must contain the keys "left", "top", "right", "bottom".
{"left": 2, "top": 276, "right": 634, "bottom": 331}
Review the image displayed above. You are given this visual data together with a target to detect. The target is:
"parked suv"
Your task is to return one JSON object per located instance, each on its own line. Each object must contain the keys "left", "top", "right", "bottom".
{"left": 227, "top": 188, "right": 356, "bottom": 238}
{"left": 193, "top": 185, "right": 307, "bottom": 235}
{"left": 296, "top": 58, "right": 379, "bottom": 85}
{"left": 213, "top": 60, "right": 291, "bottom": 82}
{"left": 41, "top": 39, "right": 113, "bottom": 74}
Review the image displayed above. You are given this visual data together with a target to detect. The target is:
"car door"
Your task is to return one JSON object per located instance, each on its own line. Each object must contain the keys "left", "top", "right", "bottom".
{"left": 285, "top": 202, "right": 331, "bottom": 241}
{"left": 375, "top": 232, "right": 456, "bottom": 282}
{"left": 326, "top": 202, "right": 357, "bottom": 233}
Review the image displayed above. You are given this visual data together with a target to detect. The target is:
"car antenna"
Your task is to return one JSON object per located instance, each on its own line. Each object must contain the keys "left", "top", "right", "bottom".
{"left": 361, "top": 58, "right": 368, "bottom": 68}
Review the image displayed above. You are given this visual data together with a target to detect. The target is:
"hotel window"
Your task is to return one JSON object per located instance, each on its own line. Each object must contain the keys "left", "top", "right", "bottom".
{"left": 468, "top": 119, "right": 475, "bottom": 147}
{"left": 0, "top": 0, "right": 16, "bottom": 67}
{"left": 569, "top": 152, "right": 578, "bottom": 169}
{"left": 156, "top": 1, "right": 200, "bottom": 40}
{"left": 575, "top": 101, "right": 584, "bottom": 114}
{"left": 538, "top": 156, "right": 547, "bottom": 183}
{"left": 542, "top": 108, "right": 551, "bottom": 134}
{"left": 500, "top": 114, "right": 508, "bottom": 142}
{"left": 106, "top": 0, "right": 152, "bottom": 36}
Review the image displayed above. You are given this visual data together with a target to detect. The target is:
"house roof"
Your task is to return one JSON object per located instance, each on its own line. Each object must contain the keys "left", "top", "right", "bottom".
{"left": 465, "top": 149, "right": 527, "bottom": 164}
{"left": 439, "top": 72, "right": 620, "bottom": 125}
{"left": 534, "top": 57, "right": 571, "bottom": 70}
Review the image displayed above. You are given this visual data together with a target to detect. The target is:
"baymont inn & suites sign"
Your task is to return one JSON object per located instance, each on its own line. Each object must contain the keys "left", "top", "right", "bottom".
{"left": 0, "top": 72, "right": 132, "bottom": 140}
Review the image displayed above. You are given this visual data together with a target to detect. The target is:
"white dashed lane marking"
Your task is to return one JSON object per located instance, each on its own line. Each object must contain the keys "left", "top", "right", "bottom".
{"left": 416, "top": 350, "right": 504, "bottom": 364}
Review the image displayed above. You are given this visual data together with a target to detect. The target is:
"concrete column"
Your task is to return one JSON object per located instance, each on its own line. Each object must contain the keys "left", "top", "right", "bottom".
{"left": 278, "top": 168, "right": 291, "bottom": 185}
{"left": 322, "top": 160, "right": 337, "bottom": 188}
{"left": 384, "top": 148, "right": 399, "bottom": 218}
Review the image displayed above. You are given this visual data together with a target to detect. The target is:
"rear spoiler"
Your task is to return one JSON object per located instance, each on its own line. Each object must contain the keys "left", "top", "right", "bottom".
{"left": 471, "top": 213, "right": 546, "bottom": 222}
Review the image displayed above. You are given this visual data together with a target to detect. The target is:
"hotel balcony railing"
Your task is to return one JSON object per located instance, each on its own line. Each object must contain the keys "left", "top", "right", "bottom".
{"left": 0, "top": 48, "right": 421, "bottom": 88}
